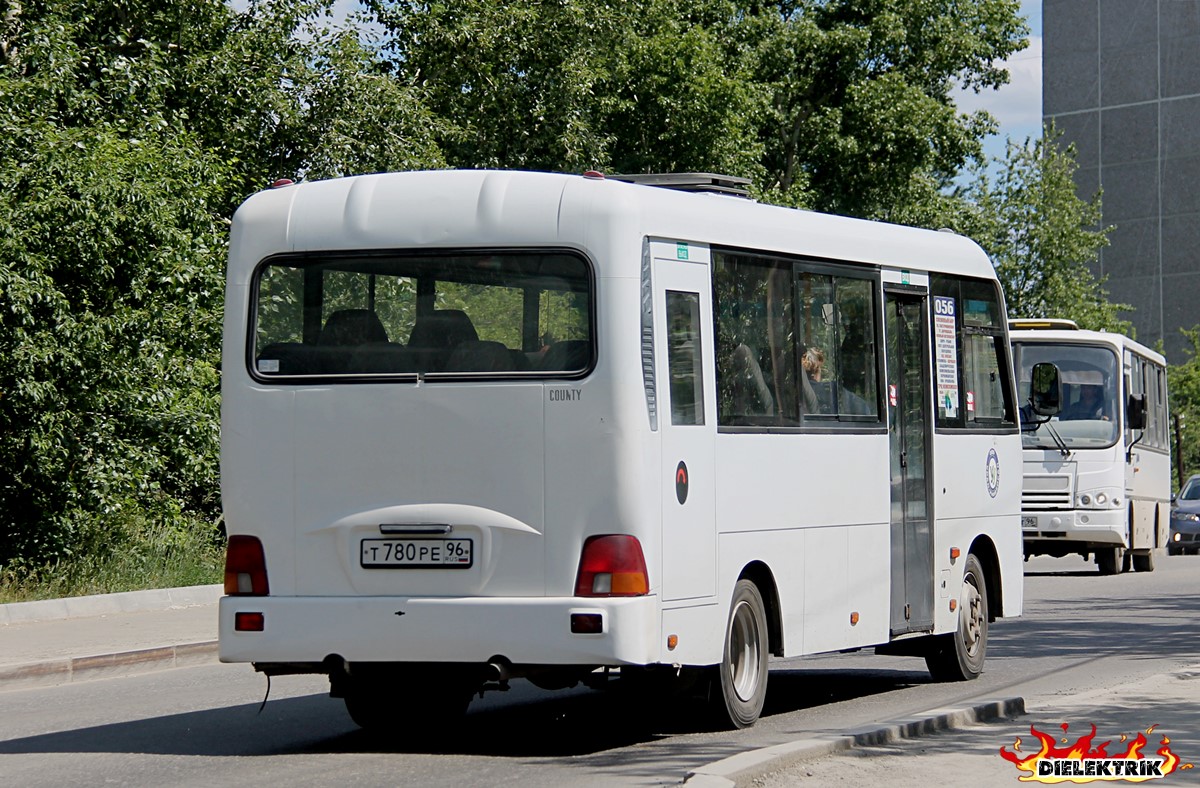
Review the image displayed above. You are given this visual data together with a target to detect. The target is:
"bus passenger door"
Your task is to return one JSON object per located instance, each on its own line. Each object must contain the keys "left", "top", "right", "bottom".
{"left": 885, "top": 288, "right": 934, "bottom": 634}
{"left": 653, "top": 244, "right": 717, "bottom": 602}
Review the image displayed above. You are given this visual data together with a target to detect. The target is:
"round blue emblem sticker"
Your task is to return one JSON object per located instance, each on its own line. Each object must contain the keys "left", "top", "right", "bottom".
{"left": 985, "top": 448, "right": 1001, "bottom": 498}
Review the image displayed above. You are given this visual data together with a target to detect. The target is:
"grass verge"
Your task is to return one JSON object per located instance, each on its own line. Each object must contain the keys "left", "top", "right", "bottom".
{"left": 0, "top": 514, "right": 224, "bottom": 604}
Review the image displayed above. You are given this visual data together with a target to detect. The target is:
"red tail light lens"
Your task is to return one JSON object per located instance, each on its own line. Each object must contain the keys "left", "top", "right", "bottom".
{"left": 574, "top": 535, "right": 649, "bottom": 597}
{"left": 224, "top": 535, "right": 270, "bottom": 596}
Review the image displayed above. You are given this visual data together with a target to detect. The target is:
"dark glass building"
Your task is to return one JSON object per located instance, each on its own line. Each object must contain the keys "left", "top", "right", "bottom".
{"left": 1043, "top": 0, "right": 1200, "bottom": 361}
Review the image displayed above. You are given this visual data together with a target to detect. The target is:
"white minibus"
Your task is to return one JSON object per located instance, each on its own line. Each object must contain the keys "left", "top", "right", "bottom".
{"left": 1010, "top": 321, "right": 1171, "bottom": 574}
{"left": 220, "top": 170, "right": 1024, "bottom": 731}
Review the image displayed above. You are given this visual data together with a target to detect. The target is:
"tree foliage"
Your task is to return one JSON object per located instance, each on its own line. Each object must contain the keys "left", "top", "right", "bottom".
{"left": 1167, "top": 328, "right": 1200, "bottom": 490}
{"left": 946, "top": 130, "right": 1130, "bottom": 332}
{"left": 0, "top": 0, "right": 443, "bottom": 567}
{"left": 366, "top": 0, "right": 1028, "bottom": 215}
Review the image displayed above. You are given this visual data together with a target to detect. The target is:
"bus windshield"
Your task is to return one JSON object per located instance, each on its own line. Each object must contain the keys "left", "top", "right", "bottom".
{"left": 1015, "top": 342, "right": 1120, "bottom": 449}
{"left": 251, "top": 251, "right": 592, "bottom": 378}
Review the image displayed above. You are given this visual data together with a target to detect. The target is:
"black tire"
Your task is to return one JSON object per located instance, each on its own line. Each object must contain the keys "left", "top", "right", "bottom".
{"left": 343, "top": 674, "right": 473, "bottom": 735}
{"left": 1097, "top": 546, "right": 1123, "bottom": 575}
{"left": 712, "top": 578, "right": 769, "bottom": 729}
{"left": 1132, "top": 550, "right": 1155, "bottom": 572}
{"left": 926, "top": 553, "right": 988, "bottom": 682}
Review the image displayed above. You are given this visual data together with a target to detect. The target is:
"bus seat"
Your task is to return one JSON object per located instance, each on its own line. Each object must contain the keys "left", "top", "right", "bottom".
{"left": 445, "top": 340, "right": 515, "bottom": 372}
{"left": 407, "top": 309, "right": 479, "bottom": 349}
{"left": 350, "top": 344, "right": 416, "bottom": 374}
{"left": 537, "top": 339, "right": 589, "bottom": 371}
{"left": 256, "top": 342, "right": 316, "bottom": 375}
{"left": 320, "top": 309, "right": 389, "bottom": 346}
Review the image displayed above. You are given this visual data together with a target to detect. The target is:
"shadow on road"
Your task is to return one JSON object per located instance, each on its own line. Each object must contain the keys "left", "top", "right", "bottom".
{"left": 0, "top": 666, "right": 928, "bottom": 764}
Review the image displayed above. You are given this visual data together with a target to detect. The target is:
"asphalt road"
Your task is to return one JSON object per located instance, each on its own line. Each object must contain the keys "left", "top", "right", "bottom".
{"left": 1, "top": 553, "right": 1198, "bottom": 787}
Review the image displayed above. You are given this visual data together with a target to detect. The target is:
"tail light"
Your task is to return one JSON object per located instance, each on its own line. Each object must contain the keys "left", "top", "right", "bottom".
{"left": 574, "top": 535, "right": 649, "bottom": 596}
{"left": 224, "top": 535, "right": 270, "bottom": 596}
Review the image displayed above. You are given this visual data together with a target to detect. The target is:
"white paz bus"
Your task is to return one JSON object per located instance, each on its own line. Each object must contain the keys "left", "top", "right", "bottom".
{"left": 1010, "top": 321, "right": 1171, "bottom": 574}
{"left": 220, "top": 170, "right": 1025, "bottom": 731}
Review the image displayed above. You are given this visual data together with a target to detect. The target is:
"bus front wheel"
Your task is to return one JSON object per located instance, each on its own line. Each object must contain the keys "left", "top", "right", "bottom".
{"left": 712, "top": 578, "right": 769, "bottom": 729}
{"left": 926, "top": 554, "right": 988, "bottom": 682}
{"left": 1097, "top": 546, "right": 1124, "bottom": 575}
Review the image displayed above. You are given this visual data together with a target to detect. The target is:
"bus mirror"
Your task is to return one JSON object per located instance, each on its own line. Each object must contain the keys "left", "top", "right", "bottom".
{"left": 1127, "top": 393, "right": 1147, "bottom": 430}
{"left": 1029, "top": 362, "right": 1061, "bottom": 416}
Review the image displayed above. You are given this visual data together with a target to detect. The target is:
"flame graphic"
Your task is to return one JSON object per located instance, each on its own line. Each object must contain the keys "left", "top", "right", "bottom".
{"left": 1000, "top": 723, "right": 1193, "bottom": 783}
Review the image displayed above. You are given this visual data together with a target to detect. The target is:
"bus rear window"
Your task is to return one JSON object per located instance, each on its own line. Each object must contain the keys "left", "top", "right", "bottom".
{"left": 251, "top": 251, "right": 592, "bottom": 378}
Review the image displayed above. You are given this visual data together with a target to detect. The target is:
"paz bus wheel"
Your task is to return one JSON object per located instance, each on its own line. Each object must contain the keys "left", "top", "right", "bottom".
{"left": 1097, "top": 546, "right": 1123, "bottom": 575}
{"left": 712, "top": 578, "right": 769, "bottom": 729}
{"left": 926, "top": 553, "right": 988, "bottom": 682}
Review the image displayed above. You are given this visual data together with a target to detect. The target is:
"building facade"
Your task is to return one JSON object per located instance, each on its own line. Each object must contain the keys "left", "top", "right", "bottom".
{"left": 1043, "top": 0, "right": 1200, "bottom": 362}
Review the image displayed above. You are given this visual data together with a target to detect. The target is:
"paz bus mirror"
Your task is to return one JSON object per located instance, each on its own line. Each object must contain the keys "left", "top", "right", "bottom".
{"left": 1126, "top": 393, "right": 1147, "bottom": 430}
{"left": 1029, "top": 362, "right": 1062, "bottom": 416}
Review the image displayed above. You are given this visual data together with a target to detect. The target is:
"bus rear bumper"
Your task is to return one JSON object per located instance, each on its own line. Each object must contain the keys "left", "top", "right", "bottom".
{"left": 1021, "top": 509, "right": 1126, "bottom": 550}
{"left": 219, "top": 594, "right": 660, "bottom": 667}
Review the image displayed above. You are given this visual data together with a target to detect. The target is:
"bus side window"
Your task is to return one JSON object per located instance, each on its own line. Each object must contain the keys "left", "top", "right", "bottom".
{"left": 666, "top": 291, "right": 705, "bottom": 425}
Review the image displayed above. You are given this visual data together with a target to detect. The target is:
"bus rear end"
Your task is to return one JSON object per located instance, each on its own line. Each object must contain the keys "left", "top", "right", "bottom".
{"left": 218, "top": 174, "right": 658, "bottom": 731}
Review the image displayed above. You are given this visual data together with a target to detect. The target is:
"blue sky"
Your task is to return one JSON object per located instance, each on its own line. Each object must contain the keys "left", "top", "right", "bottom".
{"left": 952, "top": 0, "right": 1043, "bottom": 163}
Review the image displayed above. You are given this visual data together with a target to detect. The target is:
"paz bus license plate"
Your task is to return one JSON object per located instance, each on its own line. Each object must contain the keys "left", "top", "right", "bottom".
{"left": 360, "top": 538, "right": 473, "bottom": 568}
{"left": 1021, "top": 516, "right": 1037, "bottom": 529}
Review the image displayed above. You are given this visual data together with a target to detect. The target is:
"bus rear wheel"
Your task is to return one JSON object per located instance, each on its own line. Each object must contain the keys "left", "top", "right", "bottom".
{"left": 926, "top": 554, "right": 988, "bottom": 682}
{"left": 712, "top": 579, "right": 769, "bottom": 729}
{"left": 341, "top": 669, "right": 474, "bottom": 736}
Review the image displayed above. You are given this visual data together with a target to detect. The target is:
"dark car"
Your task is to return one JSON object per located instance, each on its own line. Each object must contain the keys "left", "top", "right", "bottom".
{"left": 1169, "top": 475, "right": 1200, "bottom": 555}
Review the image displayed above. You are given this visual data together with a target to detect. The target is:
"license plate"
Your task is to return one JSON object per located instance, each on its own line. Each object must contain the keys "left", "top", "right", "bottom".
{"left": 1021, "top": 516, "right": 1037, "bottom": 529}
{"left": 360, "top": 538, "right": 473, "bottom": 568}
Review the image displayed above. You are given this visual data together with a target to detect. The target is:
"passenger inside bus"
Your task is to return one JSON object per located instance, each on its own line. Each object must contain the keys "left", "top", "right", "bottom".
{"left": 1061, "top": 384, "right": 1108, "bottom": 420}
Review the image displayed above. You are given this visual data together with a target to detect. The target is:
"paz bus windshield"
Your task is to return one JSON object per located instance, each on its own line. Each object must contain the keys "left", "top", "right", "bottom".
{"left": 1014, "top": 342, "right": 1120, "bottom": 448}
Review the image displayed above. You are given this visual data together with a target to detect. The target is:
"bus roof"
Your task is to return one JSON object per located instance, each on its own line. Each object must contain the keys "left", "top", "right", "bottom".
{"left": 227, "top": 170, "right": 998, "bottom": 286}
{"left": 1009, "top": 326, "right": 1166, "bottom": 366}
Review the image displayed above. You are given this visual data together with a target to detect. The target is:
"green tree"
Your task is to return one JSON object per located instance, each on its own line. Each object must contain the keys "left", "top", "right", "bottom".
{"left": 749, "top": 0, "right": 1028, "bottom": 216}
{"left": 0, "top": 0, "right": 444, "bottom": 571}
{"left": 1167, "top": 328, "right": 1200, "bottom": 490}
{"left": 947, "top": 131, "right": 1129, "bottom": 332}
{"left": 366, "top": 0, "right": 1028, "bottom": 216}
{"left": 367, "top": 0, "right": 766, "bottom": 178}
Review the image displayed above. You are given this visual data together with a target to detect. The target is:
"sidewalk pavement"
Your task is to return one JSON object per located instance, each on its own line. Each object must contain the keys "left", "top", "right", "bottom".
{"left": 0, "top": 585, "right": 221, "bottom": 689}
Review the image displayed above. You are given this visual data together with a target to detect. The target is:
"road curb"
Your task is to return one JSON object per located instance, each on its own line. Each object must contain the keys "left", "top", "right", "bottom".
{"left": 0, "top": 640, "right": 219, "bottom": 691}
{"left": 684, "top": 696, "right": 1026, "bottom": 787}
{"left": 0, "top": 584, "right": 223, "bottom": 626}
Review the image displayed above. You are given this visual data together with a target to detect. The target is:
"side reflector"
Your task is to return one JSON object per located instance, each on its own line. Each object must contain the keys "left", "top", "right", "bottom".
{"left": 224, "top": 535, "right": 270, "bottom": 596}
{"left": 571, "top": 613, "right": 603, "bottom": 634}
{"left": 667, "top": 634, "right": 678, "bottom": 650}
{"left": 949, "top": 547, "right": 961, "bottom": 561}
{"left": 849, "top": 612, "right": 860, "bottom": 626}
{"left": 574, "top": 535, "right": 650, "bottom": 597}
{"left": 949, "top": 598, "right": 958, "bottom": 612}
{"left": 235, "top": 612, "right": 265, "bottom": 632}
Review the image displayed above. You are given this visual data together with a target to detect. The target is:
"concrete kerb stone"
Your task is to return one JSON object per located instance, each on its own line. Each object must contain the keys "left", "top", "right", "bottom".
{"left": 0, "top": 584, "right": 223, "bottom": 626}
{"left": 0, "top": 641, "right": 220, "bottom": 691}
{"left": 684, "top": 696, "right": 1025, "bottom": 787}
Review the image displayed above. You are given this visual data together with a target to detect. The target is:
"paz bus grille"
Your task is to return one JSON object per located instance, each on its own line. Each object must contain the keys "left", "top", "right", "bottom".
{"left": 1022, "top": 474, "right": 1073, "bottom": 511}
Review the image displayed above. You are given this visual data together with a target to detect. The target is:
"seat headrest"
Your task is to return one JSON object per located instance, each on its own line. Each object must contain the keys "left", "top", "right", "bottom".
{"left": 320, "top": 309, "right": 390, "bottom": 345}
{"left": 408, "top": 309, "right": 479, "bottom": 349}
